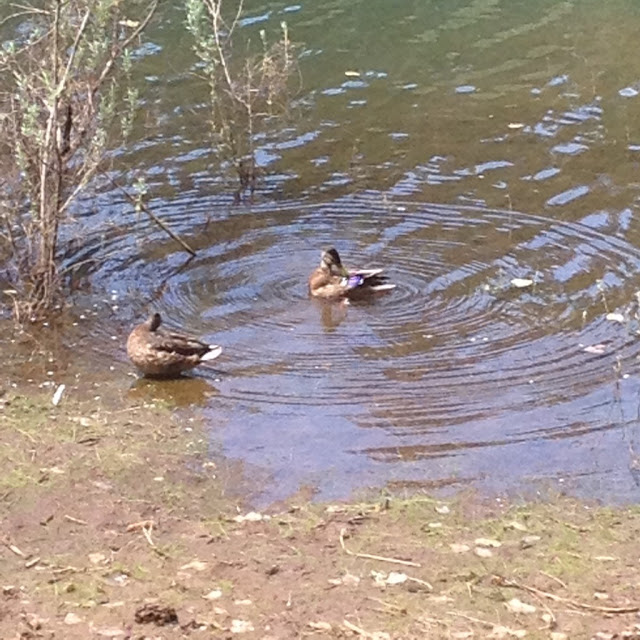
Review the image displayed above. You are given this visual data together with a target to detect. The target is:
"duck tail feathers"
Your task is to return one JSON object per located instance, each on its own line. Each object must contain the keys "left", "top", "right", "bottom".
{"left": 368, "top": 283, "right": 396, "bottom": 292}
{"left": 201, "top": 345, "right": 223, "bottom": 361}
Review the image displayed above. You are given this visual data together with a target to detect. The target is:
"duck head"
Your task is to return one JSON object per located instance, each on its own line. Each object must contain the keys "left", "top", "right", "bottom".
{"left": 147, "top": 312, "right": 162, "bottom": 331}
{"left": 321, "top": 247, "right": 348, "bottom": 276}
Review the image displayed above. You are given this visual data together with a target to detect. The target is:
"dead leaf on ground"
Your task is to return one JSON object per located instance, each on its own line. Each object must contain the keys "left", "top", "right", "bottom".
{"left": 372, "top": 570, "right": 408, "bottom": 587}
{"left": 475, "top": 538, "right": 502, "bottom": 548}
{"left": 474, "top": 547, "right": 493, "bottom": 558}
{"left": 180, "top": 560, "right": 207, "bottom": 572}
{"left": 230, "top": 619, "right": 254, "bottom": 633}
{"left": 435, "top": 504, "right": 450, "bottom": 515}
{"left": 520, "top": 535, "right": 541, "bottom": 548}
{"left": 94, "top": 629, "right": 126, "bottom": 638}
{"left": 88, "top": 552, "right": 107, "bottom": 565}
{"left": 505, "top": 598, "right": 536, "bottom": 614}
{"left": 64, "top": 612, "right": 83, "bottom": 625}
{"left": 490, "top": 625, "right": 527, "bottom": 638}
{"left": 52, "top": 384, "right": 65, "bottom": 406}
{"left": 505, "top": 521, "right": 527, "bottom": 532}
{"left": 328, "top": 572, "right": 360, "bottom": 587}
{"left": 203, "top": 589, "right": 222, "bottom": 600}
{"left": 429, "top": 595, "right": 455, "bottom": 604}
{"left": 233, "top": 512, "right": 270, "bottom": 523}
{"left": 450, "top": 543, "right": 471, "bottom": 554}
{"left": 308, "top": 621, "right": 332, "bottom": 631}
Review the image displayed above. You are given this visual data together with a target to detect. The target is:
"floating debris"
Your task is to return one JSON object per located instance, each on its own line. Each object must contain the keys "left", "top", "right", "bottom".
{"left": 510, "top": 278, "right": 534, "bottom": 289}
{"left": 583, "top": 344, "right": 607, "bottom": 355}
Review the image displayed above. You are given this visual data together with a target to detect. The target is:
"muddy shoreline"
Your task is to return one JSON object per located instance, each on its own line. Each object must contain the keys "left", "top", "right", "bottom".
{"left": 0, "top": 320, "right": 639, "bottom": 639}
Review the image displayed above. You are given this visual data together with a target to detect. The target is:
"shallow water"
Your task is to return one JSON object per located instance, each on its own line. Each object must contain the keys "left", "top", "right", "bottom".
{"left": 57, "top": 0, "right": 640, "bottom": 502}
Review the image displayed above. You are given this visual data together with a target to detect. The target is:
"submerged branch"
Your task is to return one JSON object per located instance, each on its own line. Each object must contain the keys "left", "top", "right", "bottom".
{"left": 105, "top": 175, "right": 197, "bottom": 257}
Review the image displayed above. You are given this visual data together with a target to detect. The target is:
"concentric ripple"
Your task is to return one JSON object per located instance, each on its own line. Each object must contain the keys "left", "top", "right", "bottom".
{"left": 151, "top": 198, "right": 640, "bottom": 417}
{"left": 52, "top": 0, "right": 640, "bottom": 502}
{"left": 65, "top": 189, "right": 640, "bottom": 501}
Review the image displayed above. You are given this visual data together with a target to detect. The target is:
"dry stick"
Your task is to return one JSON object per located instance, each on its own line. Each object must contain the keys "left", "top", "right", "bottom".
{"left": 494, "top": 575, "right": 640, "bottom": 614}
{"left": 51, "top": 566, "right": 79, "bottom": 575}
{"left": 105, "top": 176, "right": 197, "bottom": 257}
{"left": 339, "top": 527, "right": 421, "bottom": 568}
{"left": 12, "top": 426, "right": 36, "bottom": 443}
{"left": 64, "top": 514, "right": 88, "bottom": 526}
{"left": 342, "top": 620, "right": 375, "bottom": 638}
{"left": 8, "top": 544, "right": 25, "bottom": 557}
{"left": 126, "top": 519, "right": 155, "bottom": 532}
{"left": 448, "top": 611, "right": 495, "bottom": 628}
{"left": 526, "top": 588, "right": 557, "bottom": 628}
{"left": 407, "top": 575, "right": 433, "bottom": 590}
{"left": 366, "top": 596, "right": 406, "bottom": 613}
{"left": 540, "top": 570, "right": 568, "bottom": 590}
{"left": 142, "top": 524, "right": 155, "bottom": 548}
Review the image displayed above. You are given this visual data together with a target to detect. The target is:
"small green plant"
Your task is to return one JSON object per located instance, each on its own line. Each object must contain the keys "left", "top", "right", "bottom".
{"left": 185, "top": 0, "right": 300, "bottom": 199}
{"left": 0, "top": 0, "right": 158, "bottom": 321}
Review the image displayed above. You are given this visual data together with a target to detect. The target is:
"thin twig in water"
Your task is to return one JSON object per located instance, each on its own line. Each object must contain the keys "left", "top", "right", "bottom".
{"left": 494, "top": 575, "right": 640, "bottom": 614}
{"left": 339, "top": 527, "right": 421, "bottom": 567}
{"left": 104, "top": 175, "right": 197, "bottom": 257}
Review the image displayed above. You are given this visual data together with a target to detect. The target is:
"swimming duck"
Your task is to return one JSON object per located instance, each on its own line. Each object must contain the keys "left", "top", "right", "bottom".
{"left": 126, "top": 313, "right": 222, "bottom": 378}
{"left": 308, "top": 247, "right": 395, "bottom": 299}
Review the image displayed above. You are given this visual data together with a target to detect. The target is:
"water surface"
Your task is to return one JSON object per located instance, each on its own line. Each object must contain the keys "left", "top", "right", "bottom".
{"left": 64, "top": 0, "right": 640, "bottom": 502}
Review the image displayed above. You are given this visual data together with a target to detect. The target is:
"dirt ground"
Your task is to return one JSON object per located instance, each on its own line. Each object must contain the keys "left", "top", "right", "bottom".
{"left": 2, "top": 324, "right": 640, "bottom": 639}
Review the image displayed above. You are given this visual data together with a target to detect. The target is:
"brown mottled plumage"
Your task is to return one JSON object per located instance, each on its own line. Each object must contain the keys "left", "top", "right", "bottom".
{"left": 126, "top": 313, "right": 222, "bottom": 378}
{"left": 308, "top": 247, "right": 395, "bottom": 299}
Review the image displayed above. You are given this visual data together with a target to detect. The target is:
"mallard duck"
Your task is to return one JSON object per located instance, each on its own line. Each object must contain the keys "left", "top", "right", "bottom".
{"left": 126, "top": 313, "right": 222, "bottom": 378}
{"left": 308, "top": 247, "right": 395, "bottom": 299}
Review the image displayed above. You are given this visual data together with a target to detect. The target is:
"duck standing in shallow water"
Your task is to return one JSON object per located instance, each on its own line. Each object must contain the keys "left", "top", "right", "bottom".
{"left": 126, "top": 313, "right": 222, "bottom": 378}
{"left": 308, "top": 247, "right": 395, "bottom": 300}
